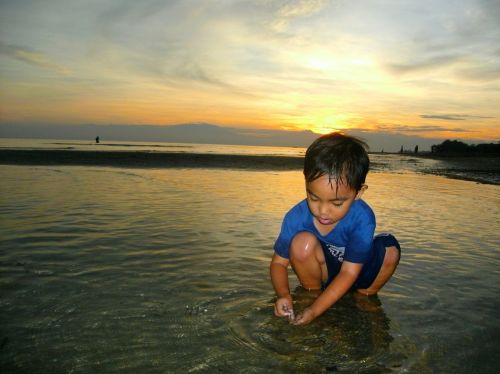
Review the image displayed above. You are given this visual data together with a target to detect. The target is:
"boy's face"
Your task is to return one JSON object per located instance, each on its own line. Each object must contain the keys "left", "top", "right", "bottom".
{"left": 305, "top": 174, "right": 367, "bottom": 229}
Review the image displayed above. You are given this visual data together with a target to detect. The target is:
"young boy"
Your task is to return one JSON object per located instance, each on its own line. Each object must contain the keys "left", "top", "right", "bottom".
{"left": 270, "top": 132, "right": 401, "bottom": 325}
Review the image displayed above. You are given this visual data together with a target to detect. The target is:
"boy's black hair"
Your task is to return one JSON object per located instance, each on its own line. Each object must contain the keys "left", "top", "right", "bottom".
{"left": 303, "top": 132, "right": 369, "bottom": 191}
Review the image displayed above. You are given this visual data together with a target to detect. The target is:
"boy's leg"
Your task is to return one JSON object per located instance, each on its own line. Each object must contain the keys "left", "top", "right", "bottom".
{"left": 289, "top": 232, "right": 328, "bottom": 290}
{"left": 357, "top": 245, "right": 400, "bottom": 296}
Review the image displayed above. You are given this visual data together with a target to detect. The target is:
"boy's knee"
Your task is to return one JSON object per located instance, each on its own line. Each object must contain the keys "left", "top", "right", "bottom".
{"left": 385, "top": 246, "right": 400, "bottom": 268}
{"left": 290, "top": 232, "right": 320, "bottom": 263}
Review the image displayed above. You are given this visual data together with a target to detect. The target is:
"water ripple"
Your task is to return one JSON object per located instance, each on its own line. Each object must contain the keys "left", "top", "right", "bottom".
{"left": 1, "top": 166, "right": 499, "bottom": 373}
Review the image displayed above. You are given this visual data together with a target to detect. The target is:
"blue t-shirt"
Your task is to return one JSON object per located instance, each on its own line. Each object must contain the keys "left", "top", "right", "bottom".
{"left": 274, "top": 199, "right": 376, "bottom": 279}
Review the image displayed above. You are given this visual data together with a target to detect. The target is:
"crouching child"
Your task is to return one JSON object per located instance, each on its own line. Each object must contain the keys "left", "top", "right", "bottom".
{"left": 270, "top": 132, "right": 401, "bottom": 325}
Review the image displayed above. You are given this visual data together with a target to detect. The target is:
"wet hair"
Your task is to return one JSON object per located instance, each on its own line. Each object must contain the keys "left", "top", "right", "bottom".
{"left": 303, "top": 132, "right": 369, "bottom": 191}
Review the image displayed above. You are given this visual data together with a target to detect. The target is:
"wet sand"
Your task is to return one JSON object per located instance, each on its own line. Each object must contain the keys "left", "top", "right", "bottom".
{"left": 412, "top": 153, "right": 500, "bottom": 185}
{"left": 1, "top": 149, "right": 498, "bottom": 184}
{"left": 0, "top": 149, "right": 303, "bottom": 171}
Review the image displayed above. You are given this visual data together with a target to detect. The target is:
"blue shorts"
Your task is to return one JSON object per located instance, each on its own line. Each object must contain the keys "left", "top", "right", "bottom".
{"left": 322, "top": 233, "right": 401, "bottom": 290}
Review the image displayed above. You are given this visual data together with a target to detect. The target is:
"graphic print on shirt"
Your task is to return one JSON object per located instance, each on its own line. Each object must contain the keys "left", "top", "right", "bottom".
{"left": 326, "top": 244, "right": 345, "bottom": 262}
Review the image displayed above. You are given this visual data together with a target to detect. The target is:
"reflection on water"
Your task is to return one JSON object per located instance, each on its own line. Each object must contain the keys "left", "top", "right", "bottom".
{"left": 0, "top": 138, "right": 307, "bottom": 157}
{"left": 182, "top": 288, "right": 398, "bottom": 373}
{"left": 0, "top": 165, "right": 499, "bottom": 373}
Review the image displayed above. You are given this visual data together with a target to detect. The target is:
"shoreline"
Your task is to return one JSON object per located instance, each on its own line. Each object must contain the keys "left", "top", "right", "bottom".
{"left": 0, "top": 149, "right": 303, "bottom": 171}
{"left": 1, "top": 148, "right": 498, "bottom": 185}
{"left": 403, "top": 152, "right": 500, "bottom": 185}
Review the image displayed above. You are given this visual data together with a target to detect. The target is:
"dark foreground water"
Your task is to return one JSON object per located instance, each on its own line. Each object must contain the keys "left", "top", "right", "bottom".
{"left": 1, "top": 165, "right": 499, "bottom": 373}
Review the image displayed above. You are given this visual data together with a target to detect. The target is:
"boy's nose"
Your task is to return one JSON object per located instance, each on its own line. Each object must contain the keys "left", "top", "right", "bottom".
{"left": 319, "top": 203, "right": 328, "bottom": 215}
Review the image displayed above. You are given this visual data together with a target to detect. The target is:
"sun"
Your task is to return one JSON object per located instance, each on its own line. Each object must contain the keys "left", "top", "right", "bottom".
{"left": 314, "top": 126, "right": 345, "bottom": 135}
{"left": 306, "top": 56, "right": 333, "bottom": 71}
{"left": 307, "top": 113, "right": 350, "bottom": 134}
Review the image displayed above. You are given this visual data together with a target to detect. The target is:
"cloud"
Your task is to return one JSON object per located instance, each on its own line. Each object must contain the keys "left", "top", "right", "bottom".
{"left": 455, "top": 61, "right": 500, "bottom": 82}
{"left": 420, "top": 114, "right": 495, "bottom": 121}
{"left": 267, "top": 0, "right": 328, "bottom": 33}
{"left": 375, "top": 124, "right": 472, "bottom": 133}
{"left": 0, "top": 42, "right": 70, "bottom": 74}
{"left": 173, "top": 60, "right": 228, "bottom": 87}
{"left": 277, "top": 0, "right": 327, "bottom": 18}
{"left": 386, "top": 54, "right": 500, "bottom": 82}
{"left": 384, "top": 54, "right": 463, "bottom": 76}
{"left": 421, "top": 115, "right": 466, "bottom": 121}
{"left": 380, "top": 0, "right": 500, "bottom": 83}
{"left": 0, "top": 0, "right": 498, "bottom": 142}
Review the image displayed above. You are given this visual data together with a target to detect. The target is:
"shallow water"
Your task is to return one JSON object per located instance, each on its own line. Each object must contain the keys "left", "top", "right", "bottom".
{"left": 2, "top": 138, "right": 499, "bottom": 185}
{"left": 0, "top": 138, "right": 307, "bottom": 157}
{"left": 1, "top": 165, "right": 499, "bottom": 373}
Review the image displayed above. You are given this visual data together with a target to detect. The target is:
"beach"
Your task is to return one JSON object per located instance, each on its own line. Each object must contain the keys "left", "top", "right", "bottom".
{"left": 0, "top": 149, "right": 303, "bottom": 171}
{"left": 406, "top": 152, "right": 500, "bottom": 185}
{"left": 1, "top": 147, "right": 499, "bottom": 185}
{"left": 1, "top": 141, "right": 499, "bottom": 373}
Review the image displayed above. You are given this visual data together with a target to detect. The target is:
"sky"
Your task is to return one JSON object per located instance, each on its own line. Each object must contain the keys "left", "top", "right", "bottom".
{"left": 1, "top": 0, "right": 499, "bottom": 145}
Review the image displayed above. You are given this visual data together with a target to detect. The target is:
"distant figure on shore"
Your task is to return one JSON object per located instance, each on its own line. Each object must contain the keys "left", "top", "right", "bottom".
{"left": 414, "top": 145, "right": 418, "bottom": 154}
{"left": 96, "top": 136, "right": 100, "bottom": 144}
{"left": 270, "top": 133, "right": 401, "bottom": 325}
{"left": 400, "top": 145, "right": 403, "bottom": 153}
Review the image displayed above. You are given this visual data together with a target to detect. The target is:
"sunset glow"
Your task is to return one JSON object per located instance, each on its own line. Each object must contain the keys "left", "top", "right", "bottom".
{"left": 1, "top": 0, "right": 499, "bottom": 144}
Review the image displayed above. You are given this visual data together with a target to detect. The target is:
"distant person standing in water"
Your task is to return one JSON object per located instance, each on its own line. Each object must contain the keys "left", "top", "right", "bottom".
{"left": 95, "top": 136, "right": 100, "bottom": 144}
{"left": 270, "top": 132, "right": 401, "bottom": 325}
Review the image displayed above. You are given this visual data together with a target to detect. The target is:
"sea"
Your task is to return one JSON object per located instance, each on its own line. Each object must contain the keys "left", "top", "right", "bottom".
{"left": 1, "top": 138, "right": 499, "bottom": 373}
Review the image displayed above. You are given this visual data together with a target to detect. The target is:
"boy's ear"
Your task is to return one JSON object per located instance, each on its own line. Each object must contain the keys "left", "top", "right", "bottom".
{"left": 355, "top": 184, "right": 368, "bottom": 199}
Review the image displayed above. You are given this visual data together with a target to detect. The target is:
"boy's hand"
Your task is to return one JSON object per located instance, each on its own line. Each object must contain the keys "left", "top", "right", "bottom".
{"left": 291, "top": 307, "right": 316, "bottom": 325}
{"left": 274, "top": 296, "right": 294, "bottom": 320}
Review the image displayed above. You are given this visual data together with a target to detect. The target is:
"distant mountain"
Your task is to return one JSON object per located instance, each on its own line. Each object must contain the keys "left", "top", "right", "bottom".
{"left": 0, "top": 122, "right": 318, "bottom": 147}
{"left": 0, "top": 122, "right": 451, "bottom": 152}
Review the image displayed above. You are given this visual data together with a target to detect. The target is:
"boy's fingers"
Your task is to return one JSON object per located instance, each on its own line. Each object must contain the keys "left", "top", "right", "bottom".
{"left": 274, "top": 304, "right": 282, "bottom": 317}
{"left": 282, "top": 304, "right": 295, "bottom": 320}
{"left": 275, "top": 299, "right": 295, "bottom": 319}
{"left": 274, "top": 303, "right": 286, "bottom": 317}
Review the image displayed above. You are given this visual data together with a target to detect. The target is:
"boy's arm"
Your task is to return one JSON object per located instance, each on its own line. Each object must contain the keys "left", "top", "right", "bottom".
{"left": 270, "top": 253, "right": 294, "bottom": 317}
{"left": 292, "top": 260, "right": 362, "bottom": 325}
